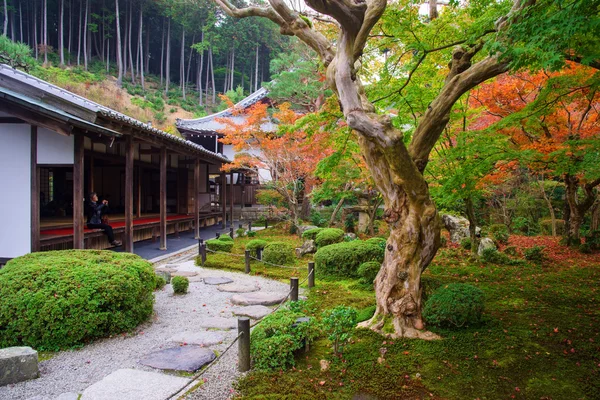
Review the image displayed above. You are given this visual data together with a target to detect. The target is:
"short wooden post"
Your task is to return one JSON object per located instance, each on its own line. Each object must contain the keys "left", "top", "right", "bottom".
{"left": 216, "top": 232, "right": 220, "bottom": 239}
{"left": 308, "top": 262, "right": 315, "bottom": 288}
{"left": 290, "top": 277, "right": 299, "bottom": 302}
{"left": 200, "top": 243, "right": 207, "bottom": 266}
{"left": 198, "top": 238, "right": 204, "bottom": 253}
{"left": 239, "top": 223, "right": 243, "bottom": 229}
{"left": 248, "top": 221, "right": 252, "bottom": 231}
{"left": 256, "top": 247, "right": 263, "bottom": 261}
{"left": 265, "top": 219, "right": 268, "bottom": 229}
{"left": 245, "top": 250, "right": 251, "bottom": 274}
{"left": 230, "top": 227, "right": 234, "bottom": 238}
{"left": 238, "top": 317, "right": 251, "bottom": 372}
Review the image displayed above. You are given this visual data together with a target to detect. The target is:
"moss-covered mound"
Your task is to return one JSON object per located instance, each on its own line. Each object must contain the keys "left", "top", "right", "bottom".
{"left": 0, "top": 250, "right": 156, "bottom": 350}
{"left": 314, "top": 240, "right": 384, "bottom": 277}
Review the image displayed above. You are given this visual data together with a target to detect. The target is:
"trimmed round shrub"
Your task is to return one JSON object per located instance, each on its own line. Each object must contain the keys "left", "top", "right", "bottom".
{"left": 357, "top": 261, "right": 381, "bottom": 285}
{"left": 245, "top": 239, "right": 269, "bottom": 257}
{"left": 524, "top": 245, "right": 545, "bottom": 263}
{"left": 206, "top": 238, "right": 234, "bottom": 252}
{"left": 481, "top": 248, "right": 513, "bottom": 265}
{"left": 314, "top": 240, "right": 384, "bottom": 277}
{"left": 365, "top": 237, "right": 387, "bottom": 251}
{"left": 461, "top": 237, "right": 472, "bottom": 250}
{"left": 262, "top": 242, "right": 295, "bottom": 265}
{"left": 0, "top": 250, "right": 156, "bottom": 350}
{"left": 217, "top": 235, "right": 234, "bottom": 242}
{"left": 302, "top": 228, "right": 324, "bottom": 240}
{"left": 489, "top": 224, "right": 509, "bottom": 245}
{"left": 315, "top": 228, "right": 345, "bottom": 248}
{"left": 172, "top": 276, "right": 189, "bottom": 294}
{"left": 155, "top": 275, "right": 167, "bottom": 290}
{"left": 423, "top": 283, "right": 485, "bottom": 328}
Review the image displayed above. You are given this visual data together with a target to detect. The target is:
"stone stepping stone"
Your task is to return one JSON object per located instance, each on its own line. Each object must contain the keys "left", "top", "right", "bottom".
{"left": 217, "top": 283, "right": 259, "bottom": 293}
{"left": 203, "top": 277, "right": 234, "bottom": 285}
{"left": 197, "top": 316, "right": 237, "bottom": 330}
{"left": 232, "top": 305, "right": 272, "bottom": 320}
{"left": 155, "top": 267, "right": 176, "bottom": 274}
{"left": 230, "top": 292, "right": 288, "bottom": 306}
{"left": 168, "top": 331, "right": 225, "bottom": 346}
{"left": 81, "top": 368, "right": 190, "bottom": 400}
{"left": 0, "top": 346, "right": 39, "bottom": 386}
{"left": 139, "top": 346, "right": 216, "bottom": 372}
{"left": 170, "top": 271, "right": 198, "bottom": 277}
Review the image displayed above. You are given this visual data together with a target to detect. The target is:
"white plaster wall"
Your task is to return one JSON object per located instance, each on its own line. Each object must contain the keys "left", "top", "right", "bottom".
{"left": 0, "top": 124, "right": 31, "bottom": 258}
{"left": 37, "top": 127, "right": 74, "bottom": 165}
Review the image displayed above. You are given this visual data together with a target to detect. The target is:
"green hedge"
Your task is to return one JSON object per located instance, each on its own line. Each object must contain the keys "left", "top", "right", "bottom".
{"left": 357, "top": 261, "right": 381, "bottom": 285}
{"left": 245, "top": 239, "right": 269, "bottom": 257}
{"left": 423, "top": 283, "right": 485, "bottom": 328}
{"left": 314, "top": 240, "right": 384, "bottom": 277}
{"left": 315, "top": 228, "right": 345, "bottom": 248}
{"left": 206, "top": 238, "right": 234, "bottom": 252}
{"left": 0, "top": 250, "right": 156, "bottom": 351}
{"left": 218, "top": 235, "right": 234, "bottom": 242}
{"left": 301, "top": 228, "right": 324, "bottom": 240}
{"left": 263, "top": 242, "right": 295, "bottom": 265}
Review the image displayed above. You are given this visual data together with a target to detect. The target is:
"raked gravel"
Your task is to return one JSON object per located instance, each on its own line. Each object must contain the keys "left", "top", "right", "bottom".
{"left": 0, "top": 261, "right": 289, "bottom": 400}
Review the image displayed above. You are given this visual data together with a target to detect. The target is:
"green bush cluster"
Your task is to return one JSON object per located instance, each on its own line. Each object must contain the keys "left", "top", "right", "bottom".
{"left": 245, "top": 239, "right": 269, "bottom": 257}
{"left": 481, "top": 248, "right": 514, "bottom": 265}
{"left": 155, "top": 275, "right": 167, "bottom": 290}
{"left": 0, "top": 250, "right": 156, "bottom": 350}
{"left": 236, "top": 228, "right": 246, "bottom": 237}
{"left": 539, "top": 219, "right": 565, "bottom": 235}
{"left": 314, "top": 240, "right": 384, "bottom": 277}
{"left": 315, "top": 228, "right": 345, "bottom": 248}
{"left": 585, "top": 230, "right": 600, "bottom": 250}
{"left": 357, "top": 261, "right": 381, "bottom": 285}
{"left": 301, "top": 227, "right": 324, "bottom": 240}
{"left": 489, "top": 224, "right": 509, "bottom": 244}
{"left": 262, "top": 242, "right": 295, "bottom": 265}
{"left": 503, "top": 246, "right": 518, "bottom": 256}
{"left": 365, "top": 237, "right": 387, "bottom": 251}
{"left": 171, "top": 276, "right": 189, "bottom": 294}
{"left": 250, "top": 303, "right": 319, "bottom": 371}
{"left": 461, "top": 237, "right": 472, "bottom": 250}
{"left": 423, "top": 283, "right": 485, "bottom": 328}
{"left": 524, "top": 246, "right": 545, "bottom": 263}
{"left": 206, "top": 237, "right": 234, "bottom": 252}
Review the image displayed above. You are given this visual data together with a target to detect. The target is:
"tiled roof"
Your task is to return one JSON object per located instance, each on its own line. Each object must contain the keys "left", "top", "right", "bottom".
{"left": 0, "top": 64, "right": 229, "bottom": 162}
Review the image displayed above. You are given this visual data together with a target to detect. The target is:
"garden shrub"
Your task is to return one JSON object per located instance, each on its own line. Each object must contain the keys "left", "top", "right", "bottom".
{"left": 0, "top": 250, "right": 155, "bottom": 350}
{"left": 356, "top": 305, "right": 376, "bottom": 323}
{"left": 247, "top": 231, "right": 257, "bottom": 237}
{"left": 245, "top": 239, "right": 268, "bottom": 257}
{"left": 357, "top": 261, "right": 381, "bottom": 285}
{"left": 315, "top": 228, "right": 345, "bottom": 248}
{"left": 218, "top": 235, "right": 234, "bottom": 242}
{"left": 236, "top": 228, "right": 246, "bottom": 237}
{"left": 344, "top": 213, "right": 356, "bottom": 233}
{"left": 503, "top": 246, "right": 518, "bottom": 256}
{"left": 314, "top": 240, "right": 384, "bottom": 277}
{"left": 206, "top": 238, "right": 234, "bottom": 252}
{"left": 461, "top": 237, "right": 472, "bottom": 250}
{"left": 481, "top": 248, "right": 513, "bottom": 265}
{"left": 585, "top": 230, "right": 600, "bottom": 250}
{"left": 512, "top": 217, "right": 538, "bottom": 236}
{"left": 301, "top": 228, "right": 324, "bottom": 240}
{"left": 155, "top": 275, "right": 167, "bottom": 290}
{"left": 172, "top": 276, "right": 189, "bottom": 294}
{"left": 524, "top": 246, "right": 545, "bottom": 263}
{"left": 423, "top": 283, "right": 485, "bottom": 328}
{"left": 250, "top": 304, "right": 319, "bottom": 371}
{"left": 262, "top": 242, "right": 295, "bottom": 265}
{"left": 365, "top": 237, "right": 387, "bottom": 250}
{"left": 539, "top": 219, "right": 565, "bottom": 235}
{"left": 310, "top": 210, "right": 328, "bottom": 227}
{"left": 322, "top": 306, "right": 358, "bottom": 354}
{"left": 579, "top": 243, "right": 592, "bottom": 254}
{"left": 489, "top": 224, "right": 509, "bottom": 244}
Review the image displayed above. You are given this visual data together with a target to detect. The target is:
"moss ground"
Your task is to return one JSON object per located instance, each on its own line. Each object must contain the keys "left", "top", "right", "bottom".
{"left": 212, "top": 232, "right": 600, "bottom": 400}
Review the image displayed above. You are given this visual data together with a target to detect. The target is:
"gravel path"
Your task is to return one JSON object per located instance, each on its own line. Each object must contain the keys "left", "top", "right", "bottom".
{"left": 0, "top": 261, "right": 289, "bottom": 400}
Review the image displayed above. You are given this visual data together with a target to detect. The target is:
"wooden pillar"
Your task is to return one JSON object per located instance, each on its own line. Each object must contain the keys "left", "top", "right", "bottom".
{"left": 73, "top": 134, "right": 85, "bottom": 249}
{"left": 160, "top": 147, "right": 167, "bottom": 250}
{"left": 136, "top": 166, "right": 142, "bottom": 219}
{"left": 241, "top": 173, "right": 246, "bottom": 209}
{"left": 230, "top": 172, "right": 234, "bottom": 225}
{"left": 30, "top": 126, "right": 40, "bottom": 252}
{"left": 221, "top": 171, "right": 227, "bottom": 228}
{"left": 124, "top": 136, "right": 134, "bottom": 252}
{"left": 89, "top": 153, "right": 94, "bottom": 194}
{"left": 194, "top": 158, "right": 200, "bottom": 239}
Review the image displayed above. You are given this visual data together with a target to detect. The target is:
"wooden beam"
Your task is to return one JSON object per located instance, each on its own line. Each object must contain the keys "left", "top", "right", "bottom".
{"left": 194, "top": 159, "right": 200, "bottom": 239}
{"left": 221, "top": 172, "right": 227, "bottom": 229}
{"left": 124, "top": 136, "right": 134, "bottom": 252}
{"left": 0, "top": 100, "right": 73, "bottom": 136}
{"left": 89, "top": 153, "right": 95, "bottom": 194}
{"left": 160, "top": 147, "right": 167, "bottom": 250}
{"left": 73, "top": 134, "right": 85, "bottom": 249}
{"left": 230, "top": 172, "right": 234, "bottom": 227}
{"left": 30, "top": 125, "right": 40, "bottom": 252}
{"left": 136, "top": 166, "right": 142, "bottom": 219}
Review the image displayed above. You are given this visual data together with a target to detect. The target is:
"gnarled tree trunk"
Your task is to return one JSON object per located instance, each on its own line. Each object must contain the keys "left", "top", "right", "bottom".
{"left": 564, "top": 174, "right": 600, "bottom": 245}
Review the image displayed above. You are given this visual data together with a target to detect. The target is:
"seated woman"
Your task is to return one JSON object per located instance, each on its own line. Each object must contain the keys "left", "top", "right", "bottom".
{"left": 86, "top": 192, "right": 121, "bottom": 247}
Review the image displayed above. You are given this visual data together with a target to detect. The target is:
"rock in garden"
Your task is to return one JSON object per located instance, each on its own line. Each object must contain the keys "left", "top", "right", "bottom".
{"left": 0, "top": 346, "right": 39, "bottom": 386}
{"left": 155, "top": 267, "right": 177, "bottom": 274}
{"left": 477, "top": 237, "right": 496, "bottom": 256}
{"left": 298, "top": 225, "right": 318, "bottom": 234}
{"left": 295, "top": 239, "right": 316, "bottom": 257}
{"left": 170, "top": 271, "right": 198, "bottom": 278}
{"left": 139, "top": 346, "right": 216, "bottom": 372}
{"left": 345, "top": 233, "right": 358, "bottom": 240}
{"left": 197, "top": 317, "right": 237, "bottom": 330}
{"left": 155, "top": 271, "right": 171, "bottom": 283}
{"left": 81, "top": 368, "right": 189, "bottom": 400}
{"left": 168, "top": 331, "right": 225, "bottom": 346}
{"left": 441, "top": 214, "right": 481, "bottom": 243}
{"left": 320, "top": 360, "right": 330, "bottom": 371}
{"left": 230, "top": 292, "right": 288, "bottom": 306}
{"left": 232, "top": 305, "right": 272, "bottom": 320}
{"left": 203, "top": 277, "right": 234, "bottom": 285}
{"left": 217, "top": 283, "right": 259, "bottom": 293}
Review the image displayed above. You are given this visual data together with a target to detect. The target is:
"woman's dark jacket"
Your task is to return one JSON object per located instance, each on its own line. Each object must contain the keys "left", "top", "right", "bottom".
{"left": 86, "top": 201, "right": 108, "bottom": 225}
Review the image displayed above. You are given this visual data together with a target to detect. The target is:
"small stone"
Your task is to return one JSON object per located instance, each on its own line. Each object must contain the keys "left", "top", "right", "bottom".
{"left": 230, "top": 292, "right": 288, "bottom": 306}
{"left": 345, "top": 233, "right": 357, "bottom": 240}
{"left": 139, "top": 346, "right": 216, "bottom": 372}
{"left": 197, "top": 317, "right": 237, "bottom": 330}
{"left": 232, "top": 305, "right": 272, "bottom": 320}
{"left": 156, "top": 271, "right": 171, "bottom": 283}
{"left": 171, "top": 271, "right": 198, "bottom": 277}
{"left": 477, "top": 237, "right": 496, "bottom": 256}
{"left": 168, "top": 331, "right": 225, "bottom": 346}
{"left": 0, "top": 346, "right": 39, "bottom": 386}
{"left": 320, "top": 360, "right": 330, "bottom": 371}
{"left": 203, "top": 277, "right": 234, "bottom": 285}
{"left": 155, "top": 267, "right": 177, "bottom": 274}
{"left": 217, "top": 283, "right": 259, "bottom": 293}
{"left": 295, "top": 239, "right": 317, "bottom": 257}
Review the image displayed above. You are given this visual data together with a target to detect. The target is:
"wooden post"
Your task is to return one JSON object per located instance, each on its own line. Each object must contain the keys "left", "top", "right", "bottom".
{"left": 245, "top": 250, "right": 250, "bottom": 274}
{"left": 221, "top": 172, "right": 227, "bottom": 228}
{"left": 136, "top": 166, "right": 142, "bottom": 219}
{"left": 229, "top": 227, "right": 234, "bottom": 238}
{"left": 124, "top": 136, "right": 134, "bottom": 252}
{"left": 160, "top": 147, "right": 167, "bottom": 250}
{"left": 216, "top": 232, "right": 220, "bottom": 239}
{"left": 238, "top": 317, "right": 251, "bottom": 372}
{"left": 230, "top": 171, "right": 234, "bottom": 226}
{"left": 248, "top": 221, "right": 252, "bottom": 231}
{"left": 200, "top": 242, "right": 206, "bottom": 266}
{"left": 89, "top": 153, "right": 94, "bottom": 195}
{"left": 73, "top": 134, "right": 85, "bottom": 249}
{"left": 30, "top": 126, "right": 40, "bottom": 252}
{"left": 256, "top": 247, "right": 263, "bottom": 260}
{"left": 194, "top": 158, "right": 200, "bottom": 239}
{"left": 308, "top": 262, "right": 315, "bottom": 288}
{"left": 290, "top": 277, "right": 299, "bottom": 302}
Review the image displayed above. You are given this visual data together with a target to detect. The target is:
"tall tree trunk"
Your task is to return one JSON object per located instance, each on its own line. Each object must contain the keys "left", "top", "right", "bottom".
{"left": 19, "top": 2, "right": 23, "bottom": 42}
{"left": 591, "top": 198, "right": 600, "bottom": 232}
{"left": 465, "top": 196, "right": 478, "bottom": 252}
{"left": 115, "top": 0, "right": 123, "bottom": 87}
{"left": 33, "top": 1, "right": 38, "bottom": 59}
{"left": 165, "top": 17, "right": 171, "bottom": 94}
{"left": 106, "top": 34, "right": 110, "bottom": 71}
{"left": 186, "top": 33, "right": 195, "bottom": 84}
{"left": 429, "top": 0, "right": 438, "bottom": 20}
{"left": 122, "top": 3, "right": 127, "bottom": 76}
{"left": 538, "top": 179, "right": 557, "bottom": 236}
{"left": 198, "top": 30, "right": 204, "bottom": 105}
{"left": 59, "top": 0, "right": 65, "bottom": 65}
{"left": 3, "top": 0, "right": 7, "bottom": 37}
{"left": 180, "top": 27, "right": 186, "bottom": 100}
{"left": 68, "top": 0, "right": 72, "bottom": 63}
{"left": 138, "top": 4, "right": 144, "bottom": 89}
{"left": 77, "top": 0, "right": 81, "bottom": 65}
{"left": 564, "top": 175, "right": 600, "bottom": 245}
{"left": 43, "top": 0, "right": 47, "bottom": 64}
{"left": 144, "top": 22, "right": 149, "bottom": 72}
{"left": 230, "top": 46, "right": 235, "bottom": 90}
{"left": 209, "top": 46, "right": 215, "bottom": 104}
{"left": 160, "top": 17, "right": 165, "bottom": 87}
{"left": 83, "top": 0, "right": 88, "bottom": 70}
{"left": 9, "top": 4, "right": 13, "bottom": 40}
{"left": 255, "top": 44, "right": 259, "bottom": 91}
{"left": 205, "top": 45, "right": 211, "bottom": 104}
{"left": 223, "top": 52, "right": 229, "bottom": 93}
{"left": 127, "top": 0, "right": 134, "bottom": 83}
